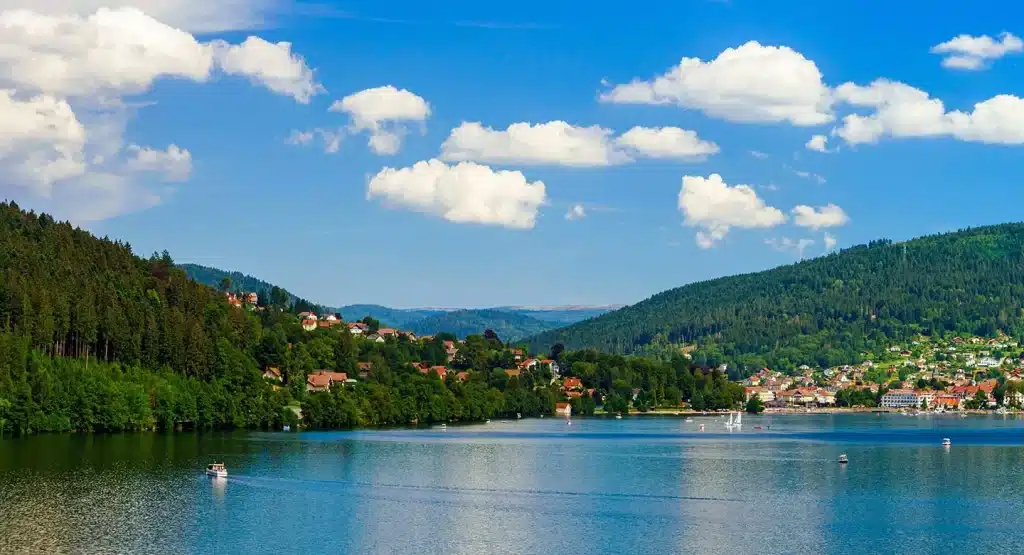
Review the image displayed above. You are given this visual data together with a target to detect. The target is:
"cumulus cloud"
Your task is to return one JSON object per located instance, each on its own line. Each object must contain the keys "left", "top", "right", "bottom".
{"left": 931, "top": 32, "right": 1023, "bottom": 70}
{"left": 214, "top": 37, "right": 324, "bottom": 104}
{"left": 565, "top": 203, "right": 586, "bottom": 221}
{"left": 792, "top": 203, "right": 849, "bottom": 230}
{"left": 440, "top": 121, "right": 717, "bottom": 166}
{"left": 824, "top": 232, "right": 837, "bottom": 251}
{"left": 833, "top": 79, "right": 1024, "bottom": 146}
{"left": 615, "top": 126, "right": 719, "bottom": 161}
{"left": 441, "top": 121, "right": 626, "bottom": 166}
{"left": 806, "top": 134, "right": 830, "bottom": 153}
{"left": 0, "top": 6, "right": 322, "bottom": 222}
{"left": 367, "top": 159, "right": 546, "bottom": 229}
{"left": 766, "top": 237, "right": 815, "bottom": 258}
{"left": 125, "top": 144, "right": 192, "bottom": 181}
{"left": 0, "top": 91, "right": 87, "bottom": 196}
{"left": 600, "top": 41, "right": 833, "bottom": 126}
{"left": 678, "top": 173, "right": 787, "bottom": 248}
{"left": 0, "top": 0, "right": 282, "bottom": 33}
{"left": 331, "top": 86, "right": 430, "bottom": 155}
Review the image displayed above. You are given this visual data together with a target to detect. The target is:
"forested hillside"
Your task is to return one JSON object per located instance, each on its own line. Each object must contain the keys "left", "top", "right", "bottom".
{"left": 0, "top": 203, "right": 560, "bottom": 433}
{"left": 528, "top": 225, "right": 1024, "bottom": 374}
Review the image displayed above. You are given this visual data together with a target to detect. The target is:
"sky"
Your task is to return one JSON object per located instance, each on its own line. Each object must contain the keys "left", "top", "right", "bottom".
{"left": 3, "top": 0, "right": 1024, "bottom": 308}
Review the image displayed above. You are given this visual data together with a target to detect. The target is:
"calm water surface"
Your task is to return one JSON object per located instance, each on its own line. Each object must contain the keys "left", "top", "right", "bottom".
{"left": 2, "top": 414, "right": 1023, "bottom": 554}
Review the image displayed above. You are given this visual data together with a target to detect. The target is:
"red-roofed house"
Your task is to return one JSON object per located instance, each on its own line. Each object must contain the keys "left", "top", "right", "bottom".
{"left": 562, "top": 377, "right": 583, "bottom": 391}
{"left": 555, "top": 402, "right": 572, "bottom": 417}
{"left": 510, "top": 348, "right": 524, "bottom": 361}
{"left": 262, "top": 366, "right": 282, "bottom": 382}
{"left": 377, "top": 328, "right": 398, "bottom": 338}
{"left": 301, "top": 316, "right": 317, "bottom": 332}
{"left": 455, "top": 371, "right": 470, "bottom": 383}
{"left": 306, "top": 373, "right": 331, "bottom": 392}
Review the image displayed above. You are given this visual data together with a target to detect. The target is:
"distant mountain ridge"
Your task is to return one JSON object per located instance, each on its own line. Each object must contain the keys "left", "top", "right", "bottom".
{"left": 179, "top": 263, "right": 616, "bottom": 338}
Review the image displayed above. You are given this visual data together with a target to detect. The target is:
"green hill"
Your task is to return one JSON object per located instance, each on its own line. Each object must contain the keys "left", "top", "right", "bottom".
{"left": 407, "top": 309, "right": 558, "bottom": 341}
{"left": 527, "top": 224, "right": 1024, "bottom": 373}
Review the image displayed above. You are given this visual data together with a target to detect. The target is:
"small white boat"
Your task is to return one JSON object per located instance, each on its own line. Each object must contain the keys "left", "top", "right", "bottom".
{"left": 566, "top": 420, "right": 572, "bottom": 426}
{"left": 282, "top": 425, "right": 290, "bottom": 432}
{"left": 838, "top": 454, "right": 849, "bottom": 464}
{"left": 684, "top": 418, "right": 693, "bottom": 423}
{"left": 615, "top": 414, "right": 623, "bottom": 419}
{"left": 440, "top": 423, "right": 447, "bottom": 430}
{"left": 699, "top": 424, "right": 704, "bottom": 431}
{"left": 942, "top": 438, "right": 951, "bottom": 446}
{"left": 206, "top": 463, "right": 228, "bottom": 478}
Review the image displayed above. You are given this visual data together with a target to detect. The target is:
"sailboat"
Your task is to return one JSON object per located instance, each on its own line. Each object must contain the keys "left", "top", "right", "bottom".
{"left": 725, "top": 412, "right": 735, "bottom": 429}
{"left": 735, "top": 411, "right": 743, "bottom": 428}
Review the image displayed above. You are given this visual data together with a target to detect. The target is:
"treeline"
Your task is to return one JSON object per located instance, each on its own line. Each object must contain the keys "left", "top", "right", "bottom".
{"left": 529, "top": 224, "right": 1024, "bottom": 376}
{"left": 557, "top": 349, "right": 745, "bottom": 413}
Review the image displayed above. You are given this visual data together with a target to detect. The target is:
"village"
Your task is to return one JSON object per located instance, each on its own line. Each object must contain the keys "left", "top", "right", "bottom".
{"left": 741, "top": 333, "right": 1024, "bottom": 413}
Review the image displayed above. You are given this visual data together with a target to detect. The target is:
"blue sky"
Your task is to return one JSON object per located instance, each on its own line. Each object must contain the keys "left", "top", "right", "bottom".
{"left": 4, "top": 0, "right": 1024, "bottom": 307}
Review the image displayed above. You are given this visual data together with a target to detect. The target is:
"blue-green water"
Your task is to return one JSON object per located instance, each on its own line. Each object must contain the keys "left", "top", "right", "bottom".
{"left": 2, "top": 414, "right": 1023, "bottom": 554}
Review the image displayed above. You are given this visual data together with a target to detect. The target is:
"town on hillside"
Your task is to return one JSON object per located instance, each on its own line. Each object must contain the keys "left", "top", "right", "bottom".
{"left": 741, "top": 333, "right": 1024, "bottom": 412}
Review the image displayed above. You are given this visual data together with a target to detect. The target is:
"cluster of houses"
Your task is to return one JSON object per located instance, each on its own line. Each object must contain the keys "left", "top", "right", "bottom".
{"left": 743, "top": 351, "right": 1024, "bottom": 411}
{"left": 225, "top": 291, "right": 259, "bottom": 309}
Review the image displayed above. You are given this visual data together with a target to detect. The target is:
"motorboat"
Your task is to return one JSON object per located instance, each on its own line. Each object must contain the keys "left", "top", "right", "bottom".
{"left": 206, "top": 463, "right": 228, "bottom": 478}
{"left": 838, "top": 454, "right": 849, "bottom": 464}
{"left": 942, "top": 438, "right": 951, "bottom": 446}
{"left": 615, "top": 414, "right": 623, "bottom": 419}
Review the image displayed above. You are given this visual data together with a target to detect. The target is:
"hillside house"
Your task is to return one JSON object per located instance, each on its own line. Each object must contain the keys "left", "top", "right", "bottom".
{"left": 555, "top": 402, "right": 572, "bottom": 417}
{"left": 306, "top": 373, "right": 331, "bottom": 392}
{"left": 301, "top": 317, "right": 317, "bottom": 332}
{"left": 262, "top": 366, "right": 282, "bottom": 382}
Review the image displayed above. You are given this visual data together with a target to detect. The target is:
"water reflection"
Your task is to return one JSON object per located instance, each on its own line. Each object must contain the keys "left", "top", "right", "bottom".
{"left": 1, "top": 416, "right": 1023, "bottom": 554}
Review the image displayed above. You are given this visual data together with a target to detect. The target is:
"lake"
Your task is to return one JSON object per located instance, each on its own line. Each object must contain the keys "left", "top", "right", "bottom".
{"left": 2, "top": 414, "right": 1023, "bottom": 554}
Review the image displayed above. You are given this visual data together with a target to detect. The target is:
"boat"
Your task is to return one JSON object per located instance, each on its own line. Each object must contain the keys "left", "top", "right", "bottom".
{"left": 699, "top": 424, "right": 705, "bottom": 431}
{"left": 838, "top": 454, "right": 848, "bottom": 464}
{"left": 942, "top": 438, "right": 951, "bottom": 446}
{"left": 735, "top": 411, "right": 742, "bottom": 427}
{"left": 206, "top": 463, "right": 228, "bottom": 478}
{"left": 440, "top": 423, "right": 447, "bottom": 430}
{"left": 615, "top": 414, "right": 623, "bottom": 419}
{"left": 282, "top": 425, "right": 290, "bottom": 432}
{"left": 754, "top": 425, "right": 763, "bottom": 430}
{"left": 684, "top": 418, "right": 692, "bottom": 423}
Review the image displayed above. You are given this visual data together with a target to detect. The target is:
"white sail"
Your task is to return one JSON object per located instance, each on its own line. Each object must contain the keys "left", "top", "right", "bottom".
{"left": 735, "top": 412, "right": 742, "bottom": 425}
{"left": 726, "top": 413, "right": 734, "bottom": 427}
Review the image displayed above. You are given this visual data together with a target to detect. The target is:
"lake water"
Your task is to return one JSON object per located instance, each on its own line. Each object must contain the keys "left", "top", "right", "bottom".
{"left": 2, "top": 414, "right": 1023, "bottom": 554}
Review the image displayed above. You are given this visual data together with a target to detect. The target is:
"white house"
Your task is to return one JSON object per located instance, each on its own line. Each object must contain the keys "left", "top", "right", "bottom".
{"left": 555, "top": 402, "right": 572, "bottom": 417}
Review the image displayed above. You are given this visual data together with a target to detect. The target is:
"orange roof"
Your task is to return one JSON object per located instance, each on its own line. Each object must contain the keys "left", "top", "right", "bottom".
{"left": 563, "top": 377, "right": 583, "bottom": 390}
{"left": 504, "top": 368, "right": 521, "bottom": 377}
{"left": 555, "top": 402, "right": 570, "bottom": 409}
{"left": 307, "top": 374, "right": 331, "bottom": 387}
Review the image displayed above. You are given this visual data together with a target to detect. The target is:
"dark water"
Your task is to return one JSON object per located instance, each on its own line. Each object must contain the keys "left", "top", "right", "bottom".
{"left": 2, "top": 414, "right": 1024, "bottom": 554}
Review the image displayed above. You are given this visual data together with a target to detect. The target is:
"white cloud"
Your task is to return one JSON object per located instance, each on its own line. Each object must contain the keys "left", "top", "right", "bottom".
{"left": 749, "top": 150, "right": 769, "bottom": 159}
{"left": 0, "top": 8, "right": 216, "bottom": 98}
{"left": 615, "top": 126, "right": 719, "bottom": 161}
{"left": 367, "top": 159, "right": 546, "bottom": 229}
{"left": 824, "top": 232, "right": 837, "bottom": 251}
{"left": 600, "top": 41, "right": 833, "bottom": 126}
{"left": 806, "top": 134, "right": 830, "bottom": 153}
{"left": 678, "top": 173, "right": 787, "bottom": 248}
{"left": 931, "top": 32, "right": 1023, "bottom": 71}
{"left": 565, "top": 203, "right": 586, "bottom": 220}
{"left": 214, "top": 36, "right": 323, "bottom": 104}
{"left": 0, "top": 0, "right": 282, "bottom": 33}
{"left": 287, "top": 128, "right": 342, "bottom": 153}
{"left": 441, "top": 121, "right": 717, "bottom": 167}
{"left": 125, "top": 144, "right": 192, "bottom": 181}
{"left": 0, "top": 91, "right": 87, "bottom": 195}
{"left": 834, "top": 79, "right": 1024, "bottom": 146}
{"left": 792, "top": 203, "right": 849, "bottom": 229}
{"left": 0, "top": 6, "right": 322, "bottom": 222}
{"left": 440, "top": 121, "right": 625, "bottom": 167}
{"left": 331, "top": 86, "right": 430, "bottom": 155}
{"left": 766, "top": 237, "right": 815, "bottom": 258}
